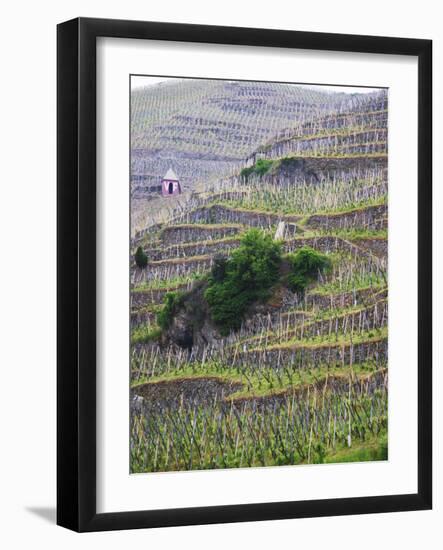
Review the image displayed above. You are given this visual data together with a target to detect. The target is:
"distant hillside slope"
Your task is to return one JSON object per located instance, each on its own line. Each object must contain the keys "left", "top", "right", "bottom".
{"left": 249, "top": 90, "right": 387, "bottom": 161}
{"left": 131, "top": 79, "right": 366, "bottom": 192}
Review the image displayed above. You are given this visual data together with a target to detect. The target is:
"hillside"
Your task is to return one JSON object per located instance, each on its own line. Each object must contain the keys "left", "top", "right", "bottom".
{"left": 131, "top": 79, "right": 387, "bottom": 235}
{"left": 129, "top": 83, "right": 388, "bottom": 472}
{"left": 131, "top": 79, "right": 370, "bottom": 194}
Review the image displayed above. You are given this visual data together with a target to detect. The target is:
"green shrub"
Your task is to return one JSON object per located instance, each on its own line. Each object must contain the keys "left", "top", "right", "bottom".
{"left": 205, "top": 229, "right": 281, "bottom": 334}
{"left": 134, "top": 246, "right": 148, "bottom": 268}
{"left": 130, "top": 325, "right": 161, "bottom": 345}
{"left": 211, "top": 254, "right": 228, "bottom": 282}
{"left": 240, "top": 158, "right": 274, "bottom": 180}
{"left": 157, "top": 291, "right": 184, "bottom": 330}
{"left": 286, "top": 247, "right": 331, "bottom": 292}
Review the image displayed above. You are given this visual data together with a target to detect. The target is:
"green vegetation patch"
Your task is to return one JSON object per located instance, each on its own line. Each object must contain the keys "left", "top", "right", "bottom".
{"left": 324, "top": 432, "right": 388, "bottom": 464}
{"left": 134, "top": 246, "right": 148, "bottom": 268}
{"left": 240, "top": 158, "right": 274, "bottom": 180}
{"left": 286, "top": 247, "right": 332, "bottom": 292}
{"left": 205, "top": 229, "right": 282, "bottom": 335}
{"left": 131, "top": 325, "right": 162, "bottom": 345}
{"left": 157, "top": 291, "right": 185, "bottom": 330}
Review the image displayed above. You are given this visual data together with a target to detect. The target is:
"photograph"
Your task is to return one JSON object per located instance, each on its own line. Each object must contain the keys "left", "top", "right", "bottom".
{"left": 129, "top": 76, "right": 389, "bottom": 474}
{"left": 0, "top": 0, "right": 436, "bottom": 542}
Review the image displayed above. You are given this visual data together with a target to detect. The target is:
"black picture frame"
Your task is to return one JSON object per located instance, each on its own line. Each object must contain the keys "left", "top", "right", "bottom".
{"left": 57, "top": 17, "right": 432, "bottom": 532}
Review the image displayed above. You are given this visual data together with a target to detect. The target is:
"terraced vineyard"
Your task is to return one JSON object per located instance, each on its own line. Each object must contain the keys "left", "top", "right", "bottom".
{"left": 130, "top": 79, "right": 381, "bottom": 234}
{"left": 130, "top": 79, "right": 388, "bottom": 473}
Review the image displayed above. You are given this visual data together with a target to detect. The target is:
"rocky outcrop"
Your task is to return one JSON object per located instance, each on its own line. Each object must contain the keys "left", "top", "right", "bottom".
{"left": 161, "top": 281, "right": 222, "bottom": 349}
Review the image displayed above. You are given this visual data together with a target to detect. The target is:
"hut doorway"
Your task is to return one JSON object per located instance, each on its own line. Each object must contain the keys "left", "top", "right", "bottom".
{"left": 161, "top": 169, "right": 181, "bottom": 197}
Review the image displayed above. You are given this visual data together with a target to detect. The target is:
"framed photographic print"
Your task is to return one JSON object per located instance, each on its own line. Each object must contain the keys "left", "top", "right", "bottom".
{"left": 57, "top": 17, "right": 432, "bottom": 532}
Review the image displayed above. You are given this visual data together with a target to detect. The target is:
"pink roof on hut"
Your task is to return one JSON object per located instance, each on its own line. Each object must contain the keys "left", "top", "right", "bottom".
{"left": 163, "top": 168, "right": 179, "bottom": 181}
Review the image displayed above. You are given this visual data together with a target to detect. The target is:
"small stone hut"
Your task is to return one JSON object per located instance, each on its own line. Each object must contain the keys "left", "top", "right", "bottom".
{"left": 161, "top": 168, "right": 182, "bottom": 197}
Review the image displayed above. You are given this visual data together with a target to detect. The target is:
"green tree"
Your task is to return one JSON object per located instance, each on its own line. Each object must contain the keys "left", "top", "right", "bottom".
{"left": 211, "top": 254, "right": 228, "bottom": 282}
{"left": 240, "top": 158, "right": 273, "bottom": 180}
{"left": 134, "top": 246, "right": 148, "bottom": 269}
{"left": 286, "top": 247, "right": 331, "bottom": 292}
{"left": 205, "top": 229, "right": 281, "bottom": 334}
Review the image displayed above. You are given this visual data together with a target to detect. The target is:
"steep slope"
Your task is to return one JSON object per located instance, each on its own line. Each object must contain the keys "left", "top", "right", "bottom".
{"left": 131, "top": 79, "right": 358, "bottom": 193}
{"left": 130, "top": 84, "right": 389, "bottom": 472}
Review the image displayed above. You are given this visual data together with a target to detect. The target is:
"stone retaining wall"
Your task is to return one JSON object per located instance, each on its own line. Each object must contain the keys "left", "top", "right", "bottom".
{"left": 130, "top": 309, "right": 157, "bottom": 328}
{"left": 242, "top": 338, "right": 387, "bottom": 369}
{"left": 132, "top": 256, "right": 213, "bottom": 283}
{"left": 351, "top": 238, "right": 388, "bottom": 259}
{"left": 306, "top": 286, "right": 387, "bottom": 311}
{"left": 284, "top": 235, "right": 364, "bottom": 257}
{"left": 160, "top": 224, "right": 241, "bottom": 245}
{"left": 305, "top": 204, "right": 387, "bottom": 231}
{"left": 183, "top": 205, "right": 301, "bottom": 231}
{"left": 143, "top": 238, "right": 241, "bottom": 261}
